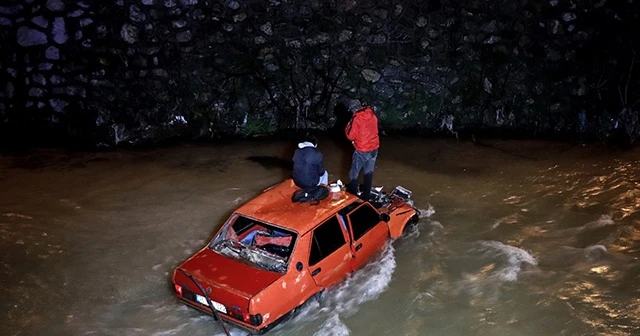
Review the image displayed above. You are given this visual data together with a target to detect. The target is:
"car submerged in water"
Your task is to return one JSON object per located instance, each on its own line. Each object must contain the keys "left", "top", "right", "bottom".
{"left": 172, "top": 179, "right": 419, "bottom": 334}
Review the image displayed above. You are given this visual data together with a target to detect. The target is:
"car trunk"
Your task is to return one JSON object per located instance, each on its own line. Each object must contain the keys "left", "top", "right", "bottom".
{"left": 174, "top": 248, "right": 283, "bottom": 322}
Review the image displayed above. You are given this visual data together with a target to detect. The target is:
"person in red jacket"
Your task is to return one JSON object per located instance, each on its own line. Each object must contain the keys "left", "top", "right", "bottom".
{"left": 344, "top": 99, "right": 379, "bottom": 201}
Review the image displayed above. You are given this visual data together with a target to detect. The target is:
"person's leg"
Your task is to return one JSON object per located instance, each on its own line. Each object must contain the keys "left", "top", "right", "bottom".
{"left": 360, "top": 149, "right": 378, "bottom": 201}
{"left": 347, "top": 151, "right": 364, "bottom": 195}
{"left": 318, "top": 170, "right": 329, "bottom": 185}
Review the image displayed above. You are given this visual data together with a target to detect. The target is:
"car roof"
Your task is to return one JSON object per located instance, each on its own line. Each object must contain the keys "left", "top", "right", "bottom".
{"left": 234, "top": 179, "right": 360, "bottom": 234}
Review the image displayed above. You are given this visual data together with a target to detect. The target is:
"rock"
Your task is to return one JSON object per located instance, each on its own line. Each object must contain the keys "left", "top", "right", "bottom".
{"left": 265, "top": 62, "right": 279, "bottom": 72}
{"left": 32, "top": 73, "right": 46, "bottom": 86}
{"left": 481, "top": 20, "right": 497, "bottom": 33}
{"left": 254, "top": 36, "right": 266, "bottom": 44}
{"left": 7, "top": 68, "right": 17, "bottom": 78}
{"left": 179, "top": 0, "right": 198, "bottom": 5}
{"left": 306, "top": 33, "right": 329, "bottom": 46}
{"left": 361, "top": 69, "right": 381, "bottom": 83}
{"left": 164, "top": 0, "right": 176, "bottom": 7}
{"left": 29, "top": 87, "right": 45, "bottom": 98}
{"left": 452, "top": 96, "right": 462, "bottom": 104}
{"left": 0, "top": 17, "right": 11, "bottom": 26}
{"left": 420, "top": 38, "right": 430, "bottom": 49}
{"left": 0, "top": 5, "right": 23, "bottom": 14}
{"left": 121, "top": 24, "right": 138, "bottom": 44}
{"left": 548, "top": 19, "right": 563, "bottom": 35}
{"left": 562, "top": 13, "right": 577, "bottom": 22}
{"left": 52, "top": 17, "right": 68, "bottom": 44}
{"left": 416, "top": 16, "right": 428, "bottom": 28}
{"left": 260, "top": 22, "right": 273, "bottom": 36}
{"left": 228, "top": 1, "right": 240, "bottom": 10}
{"left": 172, "top": 20, "right": 187, "bottom": 28}
{"left": 369, "top": 33, "right": 386, "bottom": 44}
{"left": 483, "top": 35, "right": 501, "bottom": 44}
{"left": 483, "top": 78, "right": 493, "bottom": 93}
{"left": 50, "top": 75, "right": 64, "bottom": 85}
{"left": 32, "top": 16, "right": 48, "bottom": 28}
{"left": 549, "top": 0, "right": 559, "bottom": 6}
{"left": 130, "top": 5, "right": 146, "bottom": 22}
{"left": 546, "top": 48, "right": 562, "bottom": 61}
{"left": 17, "top": 26, "right": 48, "bottom": 46}
{"left": 393, "top": 4, "right": 403, "bottom": 18}
{"left": 338, "top": 30, "right": 353, "bottom": 42}
{"left": 152, "top": 69, "right": 168, "bottom": 77}
{"left": 222, "top": 23, "right": 234, "bottom": 32}
{"left": 233, "top": 13, "right": 247, "bottom": 22}
{"left": 176, "top": 30, "right": 192, "bottom": 42}
{"left": 49, "top": 98, "right": 67, "bottom": 112}
{"left": 68, "top": 9, "right": 83, "bottom": 17}
{"left": 82, "top": 39, "right": 92, "bottom": 48}
{"left": 80, "top": 18, "right": 93, "bottom": 27}
{"left": 46, "top": 0, "right": 64, "bottom": 12}
{"left": 374, "top": 8, "right": 388, "bottom": 20}
{"left": 39, "top": 63, "right": 53, "bottom": 70}
{"left": 142, "top": 0, "right": 154, "bottom": 5}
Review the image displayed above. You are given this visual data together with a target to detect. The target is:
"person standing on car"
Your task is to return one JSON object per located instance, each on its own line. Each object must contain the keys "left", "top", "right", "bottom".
{"left": 345, "top": 99, "right": 379, "bottom": 201}
{"left": 292, "top": 134, "right": 329, "bottom": 189}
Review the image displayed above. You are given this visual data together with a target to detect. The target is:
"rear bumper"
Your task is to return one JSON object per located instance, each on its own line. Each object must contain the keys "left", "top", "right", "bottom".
{"left": 177, "top": 296, "right": 269, "bottom": 334}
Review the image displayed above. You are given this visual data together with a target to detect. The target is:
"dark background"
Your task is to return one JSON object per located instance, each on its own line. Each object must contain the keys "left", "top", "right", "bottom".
{"left": 1, "top": 0, "right": 639, "bottom": 148}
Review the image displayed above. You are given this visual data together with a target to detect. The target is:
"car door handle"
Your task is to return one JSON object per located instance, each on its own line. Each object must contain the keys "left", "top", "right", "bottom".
{"left": 355, "top": 243, "right": 363, "bottom": 251}
{"left": 311, "top": 268, "right": 321, "bottom": 276}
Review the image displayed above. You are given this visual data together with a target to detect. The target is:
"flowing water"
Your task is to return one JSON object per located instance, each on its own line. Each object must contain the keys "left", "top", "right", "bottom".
{"left": 1, "top": 137, "right": 639, "bottom": 336}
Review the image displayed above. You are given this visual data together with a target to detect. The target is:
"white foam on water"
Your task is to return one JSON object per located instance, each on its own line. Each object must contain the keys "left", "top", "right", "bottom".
{"left": 581, "top": 214, "right": 615, "bottom": 230}
{"left": 417, "top": 204, "right": 435, "bottom": 218}
{"left": 326, "top": 242, "right": 397, "bottom": 316}
{"left": 313, "top": 313, "right": 350, "bottom": 336}
{"left": 476, "top": 240, "right": 538, "bottom": 281}
{"left": 274, "top": 242, "right": 397, "bottom": 335}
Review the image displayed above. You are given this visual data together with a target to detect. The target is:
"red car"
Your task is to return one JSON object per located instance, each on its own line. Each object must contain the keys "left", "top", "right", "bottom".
{"left": 172, "top": 179, "right": 419, "bottom": 334}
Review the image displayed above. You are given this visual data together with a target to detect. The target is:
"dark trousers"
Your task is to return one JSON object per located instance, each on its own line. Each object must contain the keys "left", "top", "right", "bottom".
{"left": 347, "top": 149, "right": 378, "bottom": 201}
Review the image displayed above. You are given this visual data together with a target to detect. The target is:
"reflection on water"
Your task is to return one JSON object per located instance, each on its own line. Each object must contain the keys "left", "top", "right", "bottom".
{"left": 1, "top": 139, "right": 639, "bottom": 336}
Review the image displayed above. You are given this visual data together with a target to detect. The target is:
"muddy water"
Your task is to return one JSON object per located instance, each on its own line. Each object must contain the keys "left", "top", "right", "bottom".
{"left": 1, "top": 137, "right": 639, "bottom": 336}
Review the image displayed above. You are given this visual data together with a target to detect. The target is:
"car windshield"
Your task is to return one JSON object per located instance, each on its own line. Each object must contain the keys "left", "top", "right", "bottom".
{"left": 209, "top": 214, "right": 297, "bottom": 273}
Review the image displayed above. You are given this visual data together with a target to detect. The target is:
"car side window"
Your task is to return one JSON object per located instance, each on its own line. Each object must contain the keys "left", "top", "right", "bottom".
{"left": 348, "top": 204, "right": 382, "bottom": 241}
{"left": 309, "top": 216, "right": 346, "bottom": 266}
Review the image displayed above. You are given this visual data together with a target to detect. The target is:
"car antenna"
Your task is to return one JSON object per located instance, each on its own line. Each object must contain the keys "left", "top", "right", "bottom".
{"left": 176, "top": 268, "right": 234, "bottom": 336}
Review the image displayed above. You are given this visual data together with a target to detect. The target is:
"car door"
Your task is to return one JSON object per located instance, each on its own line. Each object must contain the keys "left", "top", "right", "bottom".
{"left": 345, "top": 203, "right": 389, "bottom": 271}
{"left": 308, "top": 215, "right": 353, "bottom": 288}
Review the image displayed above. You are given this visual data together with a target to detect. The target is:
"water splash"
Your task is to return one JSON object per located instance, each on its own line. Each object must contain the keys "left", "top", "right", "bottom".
{"left": 313, "top": 314, "right": 350, "bottom": 336}
{"left": 475, "top": 241, "right": 538, "bottom": 281}
{"left": 272, "top": 243, "right": 398, "bottom": 335}
{"left": 581, "top": 214, "right": 615, "bottom": 230}
{"left": 417, "top": 204, "right": 435, "bottom": 218}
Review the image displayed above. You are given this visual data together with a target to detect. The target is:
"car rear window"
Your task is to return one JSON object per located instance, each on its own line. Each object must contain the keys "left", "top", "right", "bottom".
{"left": 210, "top": 214, "right": 298, "bottom": 273}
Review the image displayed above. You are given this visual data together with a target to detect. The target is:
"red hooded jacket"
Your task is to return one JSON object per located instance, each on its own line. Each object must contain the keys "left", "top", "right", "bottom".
{"left": 345, "top": 106, "right": 379, "bottom": 152}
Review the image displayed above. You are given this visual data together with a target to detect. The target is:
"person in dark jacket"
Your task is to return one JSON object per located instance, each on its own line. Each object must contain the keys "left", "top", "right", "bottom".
{"left": 345, "top": 99, "right": 379, "bottom": 201}
{"left": 292, "top": 134, "right": 328, "bottom": 189}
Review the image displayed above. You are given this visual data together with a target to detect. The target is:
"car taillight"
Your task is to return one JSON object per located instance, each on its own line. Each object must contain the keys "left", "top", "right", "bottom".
{"left": 174, "top": 284, "right": 183, "bottom": 297}
{"left": 249, "top": 313, "right": 262, "bottom": 326}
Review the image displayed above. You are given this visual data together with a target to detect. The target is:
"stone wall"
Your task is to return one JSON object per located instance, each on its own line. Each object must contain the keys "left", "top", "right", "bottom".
{"left": 1, "top": 0, "right": 639, "bottom": 146}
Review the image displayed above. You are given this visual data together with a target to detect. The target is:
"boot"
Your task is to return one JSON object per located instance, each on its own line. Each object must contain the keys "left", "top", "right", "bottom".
{"left": 347, "top": 179, "right": 359, "bottom": 196}
{"left": 361, "top": 173, "right": 373, "bottom": 201}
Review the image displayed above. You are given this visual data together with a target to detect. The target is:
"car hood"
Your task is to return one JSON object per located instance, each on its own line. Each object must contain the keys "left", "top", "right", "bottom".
{"left": 177, "top": 248, "right": 283, "bottom": 299}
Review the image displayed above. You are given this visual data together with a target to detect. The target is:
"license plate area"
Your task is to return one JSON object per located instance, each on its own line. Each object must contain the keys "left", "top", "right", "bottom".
{"left": 195, "top": 294, "right": 227, "bottom": 314}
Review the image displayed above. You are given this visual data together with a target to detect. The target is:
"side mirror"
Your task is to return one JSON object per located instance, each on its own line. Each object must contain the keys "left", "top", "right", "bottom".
{"left": 296, "top": 262, "right": 303, "bottom": 271}
{"left": 380, "top": 213, "right": 390, "bottom": 223}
